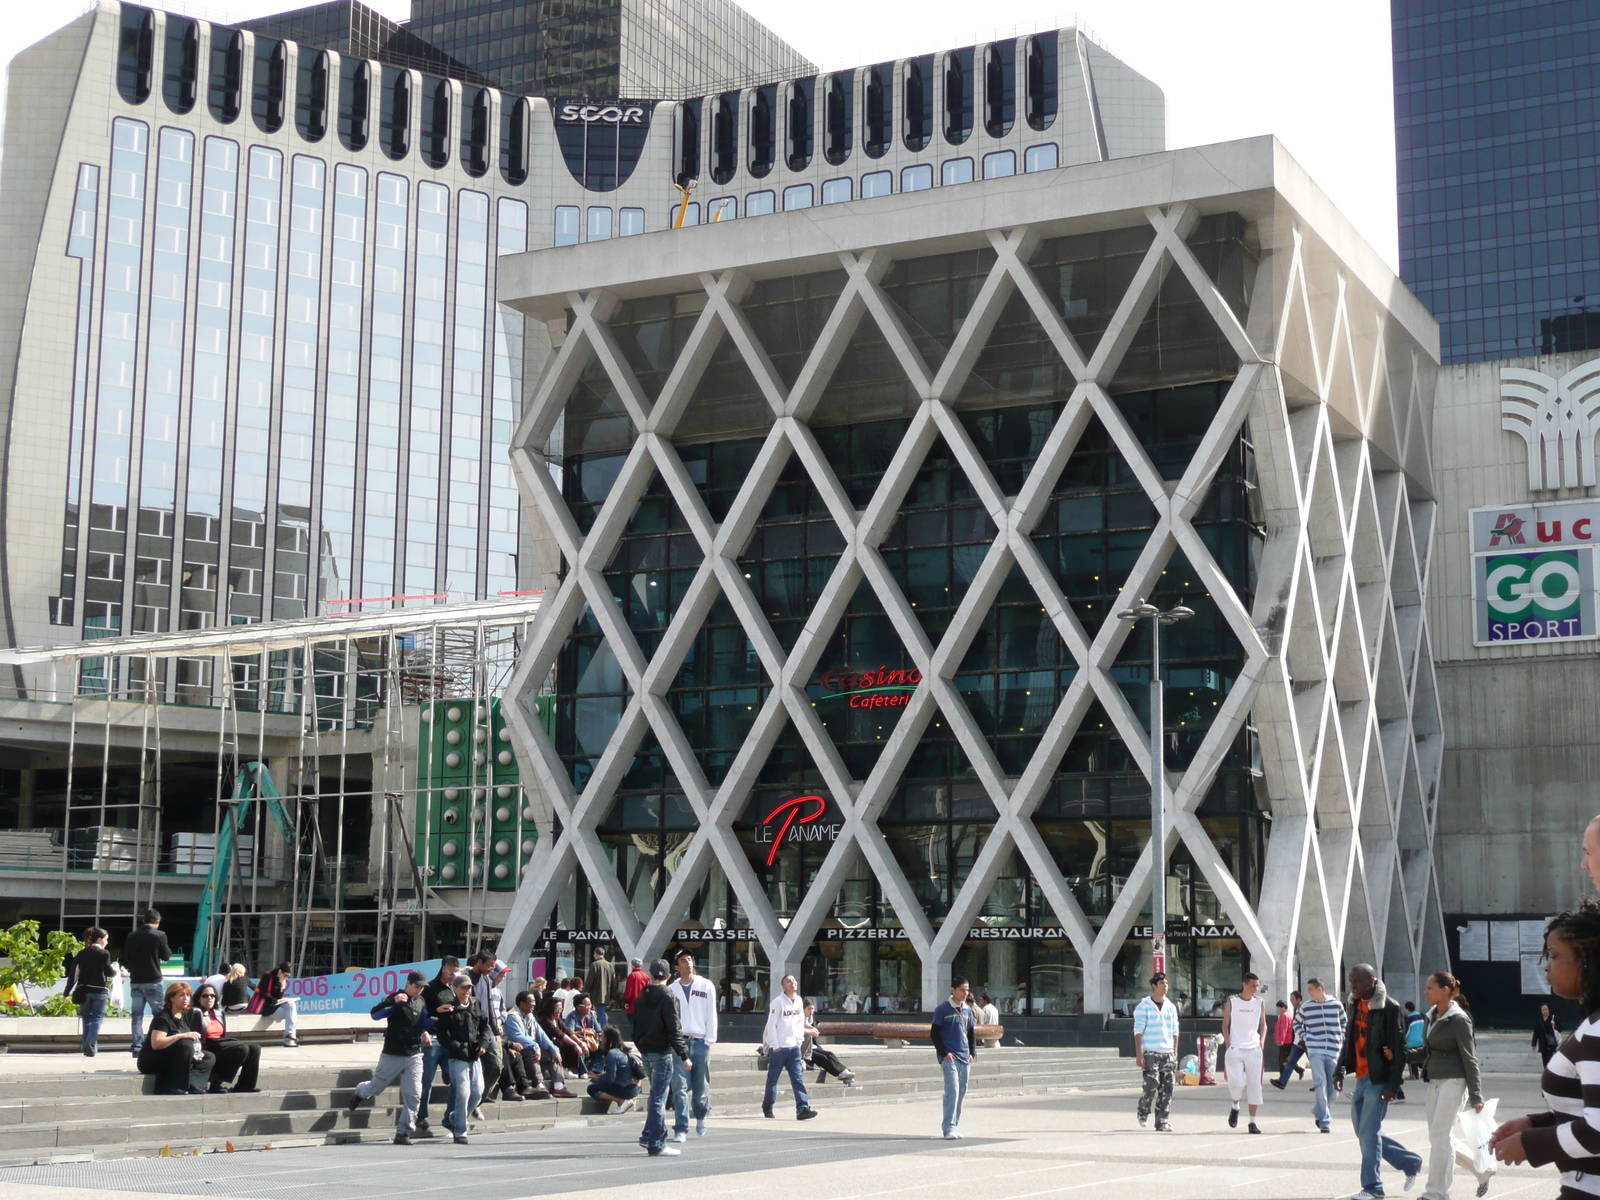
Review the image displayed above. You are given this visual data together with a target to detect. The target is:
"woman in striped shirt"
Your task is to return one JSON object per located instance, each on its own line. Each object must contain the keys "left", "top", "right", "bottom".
{"left": 1490, "top": 901, "right": 1600, "bottom": 1196}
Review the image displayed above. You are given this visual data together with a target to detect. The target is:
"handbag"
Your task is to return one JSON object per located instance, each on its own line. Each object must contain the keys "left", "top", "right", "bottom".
{"left": 247, "top": 991, "right": 266, "bottom": 1015}
{"left": 71, "top": 985, "right": 89, "bottom": 1006}
{"left": 626, "top": 1046, "right": 646, "bottom": 1081}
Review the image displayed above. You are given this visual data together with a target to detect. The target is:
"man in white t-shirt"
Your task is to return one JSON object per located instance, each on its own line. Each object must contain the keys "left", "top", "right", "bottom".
{"left": 1221, "top": 972, "right": 1267, "bottom": 1134}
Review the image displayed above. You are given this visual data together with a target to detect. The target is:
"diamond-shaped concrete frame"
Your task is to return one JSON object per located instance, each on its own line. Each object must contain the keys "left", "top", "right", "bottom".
{"left": 497, "top": 203, "right": 1444, "bottom": 1010}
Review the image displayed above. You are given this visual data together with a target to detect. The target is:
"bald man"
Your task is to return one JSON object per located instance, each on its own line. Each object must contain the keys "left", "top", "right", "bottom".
{"left": 1584, "top": 817, "right": 1600, "bottom": 892}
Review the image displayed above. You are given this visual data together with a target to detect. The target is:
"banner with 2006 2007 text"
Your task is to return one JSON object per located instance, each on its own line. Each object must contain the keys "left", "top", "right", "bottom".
{"left": 179, "top": 960, "right": 444, "bottom": 1015}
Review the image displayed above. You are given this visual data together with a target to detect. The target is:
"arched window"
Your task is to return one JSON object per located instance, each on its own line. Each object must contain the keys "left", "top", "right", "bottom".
{"left": 676, "top": 98, "right": 701, "bottom": 185}
{"left": 461, "top": 86, "right": 489, "bottom": 176}
{"left": 903, "top": 55, "right": 932, "bottom": 151}
{"left": 381, "top": 66, "right": 409, "bottom": 160}
{"left": 786, "top": 77, "right": 814, "bottom": 171}
{"left": 207, "top": 27, "right": 242, "bottom": 123}
{"left": 1025, "top": 35, "right": 1058, "bottom": 131}
{"left": 864, "top": 62, "right": 892, "bottom": 158}
{"left": 749, "top": 84, "right": 776, "bottom": 178}
{"left": 338, "top": 57, "right": 369, "bottom": 151}
{"left": 499, "top": 95, "right": 527, "bottom": 183}
{"left": 984, "top": 40, "right": 1015, "bottom": 138}
{"left": 824, "top": 75, "right": 852, "bottom": 166}
{"left": 252, "top": 39, "right": 285, "bottom": 132}
{"left": 421, "top": 76, "right": 450, "bottom": 168}
{"left": 162, "top": 16, "right": 197, "bottom": 113}
{"left": 295, "top": 48, "right": 328, "bottom": 142}
{"left": 711, "top": 92, "right": 737, "bottom": 184}
{"left": 117, "top": 6, "right": 154, "bottom": 105}
{"left": 944, "top": 46, "right": 973, "bottom": 145}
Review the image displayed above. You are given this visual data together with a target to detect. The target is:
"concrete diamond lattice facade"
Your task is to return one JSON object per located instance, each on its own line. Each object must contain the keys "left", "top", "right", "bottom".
{"left": 495, "top": 138, "right": 1444, "bottom": 1012}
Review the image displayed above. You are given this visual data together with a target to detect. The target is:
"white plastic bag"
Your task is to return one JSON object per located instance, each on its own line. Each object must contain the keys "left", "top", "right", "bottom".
{"left": 1454, "top": 1096, "right": 1499, "bottom": 1177}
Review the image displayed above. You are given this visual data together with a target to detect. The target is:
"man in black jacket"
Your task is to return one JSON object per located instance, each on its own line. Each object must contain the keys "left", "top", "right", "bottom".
{"left": 347, "top": 970, "right": 433, "bottom": 1144}
{"left": 631, "top": 958, "right": 689, "bottom": 1157}
{"left": 437, "top": 975, "right": 493, "bottom": 1144}
{"left": 1334, "top": 965, "right": 1422, "bottom": 1198}
{"left": 124, "top": 909, "right": 170, "bottom": 1056}
{"left": 414, "top": 955, "right": 460, "bottom": 1133}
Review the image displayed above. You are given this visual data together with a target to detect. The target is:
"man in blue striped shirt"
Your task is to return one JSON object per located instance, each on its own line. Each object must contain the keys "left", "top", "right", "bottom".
{"left": 1134, "top": 971, "right": 1181, "bottom": 1131}
{"left": 1298, "top": 977, "right": 1348, "bottom": 1133}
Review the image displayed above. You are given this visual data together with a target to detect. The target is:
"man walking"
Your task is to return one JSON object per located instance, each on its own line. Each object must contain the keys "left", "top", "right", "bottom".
{"left": 631, "top": 958, "right": 689, "bottom": 1157}
{"left": 414, "top": 955, "right": 460, "bottom": 1134}
{"left": 437, "top": 975, "right": 493, "bottom": 1145}
{"left": 932, "top": 975, "right": 977, "bottom": 1140}
{"left": 1271, "top": 990, "right": 1308, "bottom": 1090}
{"left": 124, "top": 908, "right": 170, "bottom": 1056}
{"left": 346, "top": 970, "right": 432, "bottom": 1144}
{"left": 761, "top": 974, "right": 819, "bottom": 1121}
{"left": 1335, "top": 964, "right": 1421, "bottom": 1199}
{"left": 670, "top": 950, "right": 718, "bottom": 1140}
{"left": 1297, "top": 977, "right": 1347, "bottom": 1133}
{"left": 1221, "top": 972, "right": 1267, "bottom": 1133}
{"left": 585, "top": 948, "right": 617, "bottom": 1027}
{"left": 468, "top": 953, "right": 509, "bottom": 1105}
{"left": 1133, "top": 970, "right": 1179, "bottom": 1132}
{"left": 623, "top": 957, "right": 650, "bottom": 1016}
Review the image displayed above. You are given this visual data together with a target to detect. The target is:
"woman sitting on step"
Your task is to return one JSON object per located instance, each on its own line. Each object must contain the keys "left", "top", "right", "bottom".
{"left": 137, "top": 982, "right": 216, "bottom": 1095}
{"left": 194, "top": 983, "right": 260, "bottom": 1093}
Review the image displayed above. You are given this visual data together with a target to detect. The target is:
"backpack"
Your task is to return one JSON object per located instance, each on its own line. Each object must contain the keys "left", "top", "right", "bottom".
{"left": 1405, "top": 1015, "right": 1425, "bottom": 1050}
{"left": 625, "top": 1043, "right": 647, "bottom": 1081}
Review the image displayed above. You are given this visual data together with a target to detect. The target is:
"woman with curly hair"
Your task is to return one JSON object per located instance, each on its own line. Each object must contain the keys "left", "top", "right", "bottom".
{"left": 1490, "top": 900, "right": 1600, "bottom": 1196}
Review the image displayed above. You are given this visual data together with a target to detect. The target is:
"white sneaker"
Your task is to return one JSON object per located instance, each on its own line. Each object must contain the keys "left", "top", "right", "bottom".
{"left": 470, "top": 1108, "right": 486, "bottom": 1122}
{"left": 670, "top": 1131, "right": 687, "bottom": 1143}
{"left": 695, "top": 1119, "right": 706, "bottom": 1136}
{"left": 943, "top": 1131, "right": 959, "bottom": 1140}
{"left": 1404, "top": 1169, "right": 1420, "bottom": 1193}
{"left": 652, "top": 1147, "right": 681, "bottom": 1157}
{"left": 1349, "top": 1191, "right": 1381, "bottom": 1200}
{"left": 616, "top": 1097, "right": 637, "bottom": 1115}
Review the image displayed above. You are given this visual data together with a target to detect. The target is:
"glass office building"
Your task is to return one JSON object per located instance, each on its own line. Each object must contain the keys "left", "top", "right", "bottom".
{"left": 1393, "top": 0, "right": 1600, "bottom": 362}
{"left": 497, "top": 137, "right": 1446, "bottom": 1016}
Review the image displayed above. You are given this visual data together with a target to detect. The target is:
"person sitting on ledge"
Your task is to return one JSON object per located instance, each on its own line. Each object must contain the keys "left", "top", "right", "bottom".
{"left": 193, "top": 982, "right": 260, "bottom": 1093}
{"left": 802, "top": 1000, "right": 856, "bottom": 1085}
{"left": 586, "top": 1026, "right": 641, "bottom": 1114}
{"left": 137, "top": 982, "right": 215, "bottom": 1095}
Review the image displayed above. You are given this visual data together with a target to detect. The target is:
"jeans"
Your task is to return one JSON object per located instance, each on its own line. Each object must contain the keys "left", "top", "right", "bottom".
{"left": 1351, "top": 1075, "right": 1422, "bottom": 1194}
{"left": 640, "top": 1051, "right": 676, "bottom": 1154}
{"left": 78, "top": 991, "right": 107, "bottom": 1051}
{"left": 673, "top": 1037, "right": 712, "bottom": 1131}
{"left": 260, "top": 997, "right": 298, "bottom": 1039}
{"left": 356, "top": 1051, "right": 423, "bottom": 1134}
{"left": 763, "top": 1045, "right": 811, "bottom": 1112}
{"left": 444, "top": 1058, "right": 483, "bottom": 1137}
{"left": 129, "top": 982, "right": 166, "bottom": 1052}
{"left": 1275, "top": 1043, "right": 1305, "bottom": 1086}
{"left": 1309, "top": 1052, "right": 1337, "bottom": 1129}
{"left": 417, "top": 1040, "right": 445, "bottom": 1122}
{"left": 593, "top": 1003, "right": 608, "bottom": 1028}
{"left": 941, "top": 1055, "right": 970, "bottom": 1134}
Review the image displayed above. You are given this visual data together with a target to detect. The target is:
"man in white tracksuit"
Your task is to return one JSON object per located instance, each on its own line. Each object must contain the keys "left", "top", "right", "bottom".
{"left": 1222, "top": 971, "right": 1267, "bottom": 1134}
{"left": 761, "top": 975, "right": 819, "bottom": 1121}
{"left": 669, "top": 950, "right": 718, "bottom": 1141}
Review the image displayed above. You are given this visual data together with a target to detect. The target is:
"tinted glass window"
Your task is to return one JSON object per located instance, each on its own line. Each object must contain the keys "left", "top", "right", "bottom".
{"left": 252, "top": 38, "right": 285, "bottom": 132}
{"left": 944, "top": 47, "right": 973, "bottom": 145}
{"left": 207, "top": 28, "right": 242, "bottom": 123}
{"left": 117, "top": 6, "right": 154, "bottom": 105}
{"left": 162, "top": 16, "right": 197, "bottom": 114}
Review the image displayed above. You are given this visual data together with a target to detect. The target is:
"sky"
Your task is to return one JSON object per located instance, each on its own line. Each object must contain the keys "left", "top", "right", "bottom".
{"left": 0, "top": 0, "right": 1401, "bottom": 271}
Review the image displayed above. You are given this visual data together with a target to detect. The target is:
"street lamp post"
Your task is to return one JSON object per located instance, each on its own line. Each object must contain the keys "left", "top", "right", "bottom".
{"left": 1117, "top": 597, "right": 1193, "bottom": 979}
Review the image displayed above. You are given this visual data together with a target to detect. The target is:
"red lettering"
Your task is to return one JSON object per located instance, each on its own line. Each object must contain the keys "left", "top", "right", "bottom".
{"left": 1576, "top": 518, "right": 1592, "bottom": 540}
{"left": 760, "top": 794, "right": 828, "bottom": 867}
{"left": 1538, "top": 521, "right": 1562, "bottom": 542}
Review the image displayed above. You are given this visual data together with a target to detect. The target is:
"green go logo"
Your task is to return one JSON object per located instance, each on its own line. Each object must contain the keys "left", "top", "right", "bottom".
{"left": 1485, "top": 551, "right": 1582, "bottom": 620}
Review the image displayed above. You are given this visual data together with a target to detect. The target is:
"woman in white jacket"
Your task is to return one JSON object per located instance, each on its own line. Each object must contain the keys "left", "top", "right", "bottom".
{"left": 761, "top": 975, "right": 820, "bottom": 1121}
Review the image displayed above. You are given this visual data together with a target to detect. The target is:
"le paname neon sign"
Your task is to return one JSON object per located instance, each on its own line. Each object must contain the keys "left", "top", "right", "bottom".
{"left": 755, "top": 794, "right": 840, "bottom": 866}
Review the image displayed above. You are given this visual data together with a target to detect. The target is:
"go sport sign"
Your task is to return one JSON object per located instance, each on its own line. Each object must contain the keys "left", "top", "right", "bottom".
{"left": 1472, "top": 501, "right": 1600, "bottom": 645}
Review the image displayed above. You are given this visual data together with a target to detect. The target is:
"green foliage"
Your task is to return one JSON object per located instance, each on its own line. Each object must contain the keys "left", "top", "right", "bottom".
{"left": 0, "top": 921, "right": 83, "bottom": 1005}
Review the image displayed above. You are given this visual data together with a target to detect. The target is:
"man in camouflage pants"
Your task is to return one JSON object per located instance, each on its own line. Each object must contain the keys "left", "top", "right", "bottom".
{"left": 1133, "top": 971, "right": 1180, "bottom": 1131}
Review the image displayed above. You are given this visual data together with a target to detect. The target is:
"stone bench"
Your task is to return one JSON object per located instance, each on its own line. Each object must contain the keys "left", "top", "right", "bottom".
{"left": 813, "top": 1021, "right": 1004, "bottom": 1047}
{"left": 0, "top": 1011, "right": 379, "bottom": 1053}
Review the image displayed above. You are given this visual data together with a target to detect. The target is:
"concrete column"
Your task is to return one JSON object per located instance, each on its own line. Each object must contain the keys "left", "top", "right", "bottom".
{"left": 1083, "top": 955, "right": 1114, "bottom": 1014}
{"left": 17, "top": 767, "right": 35, "bottom": 828}
{"left": 922, "top": 954, "right": 951, "bottom": 1011}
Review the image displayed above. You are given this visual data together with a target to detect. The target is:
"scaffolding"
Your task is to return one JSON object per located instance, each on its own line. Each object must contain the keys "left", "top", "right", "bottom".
{"left": 0, "top": 594, "right": 543, "bottom": 974}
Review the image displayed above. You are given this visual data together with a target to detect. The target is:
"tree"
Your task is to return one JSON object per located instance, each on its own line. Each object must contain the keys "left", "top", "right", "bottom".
{"left": 0, "top": 921, "right": 81, "bottom": 1012}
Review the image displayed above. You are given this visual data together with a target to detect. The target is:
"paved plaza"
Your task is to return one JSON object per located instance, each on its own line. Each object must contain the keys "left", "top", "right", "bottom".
{"left": 0, "top": 1065, "right": 1557, "bottom": 1200}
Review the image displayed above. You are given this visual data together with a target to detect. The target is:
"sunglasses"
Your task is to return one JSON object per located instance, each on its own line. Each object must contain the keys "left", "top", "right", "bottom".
{"left": 196, "top": 992, "right": 216, "bottom": 1000}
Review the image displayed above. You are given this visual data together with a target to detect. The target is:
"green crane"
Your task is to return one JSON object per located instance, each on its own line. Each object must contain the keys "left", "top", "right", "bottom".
{"left": 190, "top": 762, "right": 295, "bottom": 975}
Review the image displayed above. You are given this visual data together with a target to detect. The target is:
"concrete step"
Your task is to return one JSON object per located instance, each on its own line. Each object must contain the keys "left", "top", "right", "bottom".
{"left": 0, "top": 1049, "right": 1137, "bottom": 1162}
